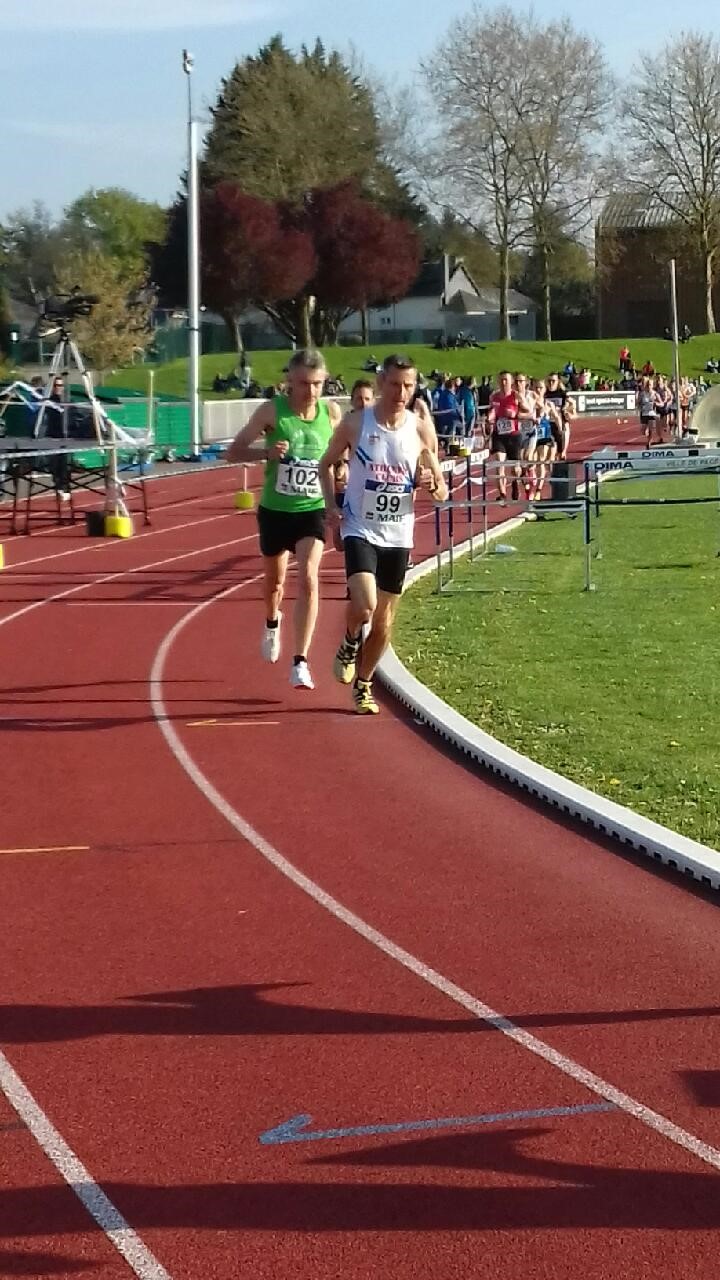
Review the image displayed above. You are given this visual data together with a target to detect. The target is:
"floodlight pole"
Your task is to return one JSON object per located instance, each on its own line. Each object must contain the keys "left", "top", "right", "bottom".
{"left": 183, "top": 49, "right": 201, "bottom": 459}
{"left": 669, "top": 259, "right": 682, "bottom": 441}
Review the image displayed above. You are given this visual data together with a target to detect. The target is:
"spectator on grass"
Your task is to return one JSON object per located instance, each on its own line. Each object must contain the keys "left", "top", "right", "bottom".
{"left": 235, "top": 354, "right": 252, "bottom": 392}
{"left": 477, "top": 375, "right": 492, "bottom": 411}
{"left": 456, "top": 377, "right": 478, "bottom": 436}
{"left": 619, "top": 345, "right": 631, "bottom": 372}
{"left": 432, "top": 375, "right": 463, "bottom": 443}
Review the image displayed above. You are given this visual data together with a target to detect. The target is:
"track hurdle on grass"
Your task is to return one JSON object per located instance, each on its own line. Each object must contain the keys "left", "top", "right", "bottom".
{"left": 582, "top": 447, "right": 720, "bottom": 592}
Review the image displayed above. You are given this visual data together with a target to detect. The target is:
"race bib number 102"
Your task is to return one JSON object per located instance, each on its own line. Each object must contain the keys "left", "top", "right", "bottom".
{"left": 275, "top": 458, "right": 320, "bottom": 498}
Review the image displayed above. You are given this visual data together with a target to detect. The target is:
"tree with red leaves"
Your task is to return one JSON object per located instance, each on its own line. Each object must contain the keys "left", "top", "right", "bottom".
{"left": 306, "top": 182, "right": 421, "bottom": 345}
{"left": 152, "top": 183, "right": 317, "bottom": 349}
{"left": 153, "top": 180, "right": 420, "bottom": 350}
{"left": 201, "top": 183, "right": 316, "bottom": 348}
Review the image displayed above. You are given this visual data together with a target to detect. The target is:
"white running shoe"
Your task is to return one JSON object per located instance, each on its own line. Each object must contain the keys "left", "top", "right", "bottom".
{"left": 261, "top": 614, "right": 282, "bottom": 663}
{"left": 290, "top": 659, "right": 314, "bottom": 690}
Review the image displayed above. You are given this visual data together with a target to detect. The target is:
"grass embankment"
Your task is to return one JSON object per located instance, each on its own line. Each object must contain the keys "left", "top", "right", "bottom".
{"left": 104, "top": 336, "right": 720, "bottom": 400}
{"left": 395, "top": 474, "right": 720, "bottom": 850}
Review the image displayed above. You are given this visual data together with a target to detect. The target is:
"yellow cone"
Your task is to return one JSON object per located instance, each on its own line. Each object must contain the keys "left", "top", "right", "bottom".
{"left": 234, "top": 491, "right": 255, "bottom": 511}
{"left": 104, "top": 514, "right": 134, "bottom": 538}
{"left": 0, "top": 544, "right": 4, "bottom": 570}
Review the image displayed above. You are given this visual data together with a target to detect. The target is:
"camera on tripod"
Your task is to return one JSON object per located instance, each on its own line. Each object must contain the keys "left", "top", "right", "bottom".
{"left": 42, "top": 287, "right": 100, "bottom": 324}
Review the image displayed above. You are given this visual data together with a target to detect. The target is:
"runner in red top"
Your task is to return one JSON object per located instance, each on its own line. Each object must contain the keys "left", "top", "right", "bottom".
{"left": 486, "top": 370, "right": 533, "bottom": 504}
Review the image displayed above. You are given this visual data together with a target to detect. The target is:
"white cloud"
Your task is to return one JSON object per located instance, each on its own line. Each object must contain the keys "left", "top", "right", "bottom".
{"left": 0, "top": 0, "right": 278, "bottom": 32}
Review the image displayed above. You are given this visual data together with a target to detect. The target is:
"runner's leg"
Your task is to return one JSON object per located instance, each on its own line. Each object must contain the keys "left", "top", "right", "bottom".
{"left": 347, "top": 570, "right": 377, "bottom": 640}
{"left": 292, "top": 534, "right": 323, "bottom": 660}
{"left": 334, "top": 544, "right": 376, "bottom": 685}
{"left": 494, "top": 449, "right": 507, "bottom": 500}
{"left": 356, "top": 590, "right": 399, "bottom": 682}
{"left": 264, "top": 551, "right": 288, "bottom": 622}
{"left": 261, "top": 549, "right": 288, "bottom": 663}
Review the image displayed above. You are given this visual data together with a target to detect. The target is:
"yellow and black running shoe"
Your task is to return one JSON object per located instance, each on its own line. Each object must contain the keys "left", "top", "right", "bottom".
{"left": 333, "top": 632, "right": 362, "bottom": 684}
{"left": 352, "top": 678, "right": 379, "bottom": 715}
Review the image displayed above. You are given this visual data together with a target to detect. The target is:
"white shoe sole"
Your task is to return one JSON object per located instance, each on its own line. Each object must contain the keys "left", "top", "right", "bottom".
{"left": 261, "top": 615, "right": 282, "bottom": 663}
{"left": 290, "top": 666, "right": 314, "bottom": 690}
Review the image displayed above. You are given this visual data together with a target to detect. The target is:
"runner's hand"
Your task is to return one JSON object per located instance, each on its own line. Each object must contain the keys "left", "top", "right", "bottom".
{"left": 415, "top": 465, "right": 435, "bottom": 491}
{"left": 267, "top": 440, "right": 289, "bottom": 461}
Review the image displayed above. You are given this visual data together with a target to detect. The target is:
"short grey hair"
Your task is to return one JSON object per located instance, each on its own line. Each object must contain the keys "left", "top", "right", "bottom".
{"left": 287, "top": 348, "right": 326, "bottom": 374}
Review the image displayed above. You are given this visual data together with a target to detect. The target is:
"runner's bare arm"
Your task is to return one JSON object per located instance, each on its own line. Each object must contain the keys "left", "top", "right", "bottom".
{"left": 417, "top": 420, "right": 449, "bottom": 502}
{"left": 327, "top": 399, "right": 343, "bottom": 429}
{"left": 319, "top": 413, "right": 358, "bottom": 518}
{"left": 413, "top": 398, "right": 439, "bottom": 454}
{"left": 225, "top": 400, "right": 281, "bottom": 463}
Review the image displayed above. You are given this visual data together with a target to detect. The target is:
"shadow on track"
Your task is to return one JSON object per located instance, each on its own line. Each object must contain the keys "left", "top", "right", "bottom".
{"left": 1, "top": 983, "right": 719, "bottom": 1044}
{"left": 0, "top": 1249, "right": 103, "bottom": 1275}
{"left": 1, "top": 1139, "right": 719, "bottom": 1233}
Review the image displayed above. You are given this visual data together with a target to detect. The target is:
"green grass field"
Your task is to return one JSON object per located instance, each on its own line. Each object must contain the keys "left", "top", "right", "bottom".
{"left": 104, "top": 335, "right": 720, "bottom": 400}
{"left": 395, "top": 474, "right": 720, "bottom": 850}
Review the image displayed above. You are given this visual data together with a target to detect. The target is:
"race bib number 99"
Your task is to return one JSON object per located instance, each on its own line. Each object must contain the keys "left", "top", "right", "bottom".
{"left": 275, "top": 458, "right": 320, "bottom": 498}
{"left": 362, "top": 479, "right": 414, "bottom": 524}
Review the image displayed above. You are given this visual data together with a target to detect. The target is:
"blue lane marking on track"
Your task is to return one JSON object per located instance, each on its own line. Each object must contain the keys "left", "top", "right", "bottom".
{"left": 259, "top": 1101, "right": 616, "bottom": 1146}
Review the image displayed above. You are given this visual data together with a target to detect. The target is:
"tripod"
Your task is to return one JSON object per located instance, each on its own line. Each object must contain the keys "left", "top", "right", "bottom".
{"left": 35, "top": 325, "right": 128, "bottom": 518}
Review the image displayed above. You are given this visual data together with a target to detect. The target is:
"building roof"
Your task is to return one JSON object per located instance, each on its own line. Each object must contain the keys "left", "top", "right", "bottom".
{"left": 597, "top": 192, "right": 688, "bottom": 232}
{"left": 406, "top": 257, "right": 483, "bottom": 300}
{"left": 445, "top": 287, "right": 537, "bottom": 315}
{"left": 406, "top": 261, "right": 446, "bottom": 298}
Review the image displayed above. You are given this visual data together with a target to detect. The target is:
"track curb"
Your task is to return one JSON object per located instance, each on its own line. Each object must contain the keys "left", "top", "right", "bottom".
{"left": 378, "top": 513, "right": 720, "bottom": 893}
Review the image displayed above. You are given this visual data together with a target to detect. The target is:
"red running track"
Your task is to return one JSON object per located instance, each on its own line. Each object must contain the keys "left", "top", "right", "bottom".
{"left": 1, "top": 418, "right": 719, "bottom": 1280}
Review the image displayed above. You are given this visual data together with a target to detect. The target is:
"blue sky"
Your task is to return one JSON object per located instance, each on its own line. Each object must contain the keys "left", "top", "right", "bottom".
{"left": 1, "top": 0, "right": 713, "bottom": 220}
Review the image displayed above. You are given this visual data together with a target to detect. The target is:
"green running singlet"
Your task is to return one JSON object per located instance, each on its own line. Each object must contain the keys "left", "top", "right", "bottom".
{"left": 259, "top": 395, "right": 333, "bottom": 513}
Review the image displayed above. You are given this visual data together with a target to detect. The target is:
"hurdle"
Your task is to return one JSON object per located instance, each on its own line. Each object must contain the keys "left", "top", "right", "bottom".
{"left": 582, "top": 447, "right": 720, "bottom": 591}
{"left": 434, "top": 456, "right": 585, "bottom": 594}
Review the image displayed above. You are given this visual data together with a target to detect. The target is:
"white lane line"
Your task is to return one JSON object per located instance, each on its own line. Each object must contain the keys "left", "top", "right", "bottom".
{"left": 0, "top": 530, "right": 257, "bottom": 635}
{"left": 3, "top": 501, "right": 242, "bottom": 572}
{"left": 0, "top": 552, "right": 263, "bottom": 1278}
{"left": 0, "top": 1054, "right": 171, "bottom": 1279}
{"left": 150, "top": 578, "right": 720, "bottom": 1175}
{"left": 59, "top": 601, "right": 193, "bottom": 607}
{"left": 186, "top": 719, "right": 280, "bottom": 728}
{"left": 2, "top": 470, "right": 243, "bottom": 554}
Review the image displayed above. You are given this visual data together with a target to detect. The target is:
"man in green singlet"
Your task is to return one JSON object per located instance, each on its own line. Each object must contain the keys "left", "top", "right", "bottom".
{"left": 227, "top": 349, "right": 342, "bottom": 690}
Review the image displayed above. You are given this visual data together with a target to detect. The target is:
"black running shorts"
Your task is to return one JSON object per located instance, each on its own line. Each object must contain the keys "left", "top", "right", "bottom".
{"left": 491, "top": 432, "right": 522, "bottom": 461}
{"left": 343, "top": 536, "right": 410, "bottom": 596}
{"left": 257, "top": 505, "right": 326, "bottom": 557}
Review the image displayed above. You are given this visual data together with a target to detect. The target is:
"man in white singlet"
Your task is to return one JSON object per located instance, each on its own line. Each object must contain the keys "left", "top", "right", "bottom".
{"left": 319, "top": 353, "right": 447, "bottom": 715}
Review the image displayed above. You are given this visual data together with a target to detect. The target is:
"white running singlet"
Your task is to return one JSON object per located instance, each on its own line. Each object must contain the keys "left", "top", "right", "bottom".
{"left": 342, "top": 407, "right": 421, "bottom": 549}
